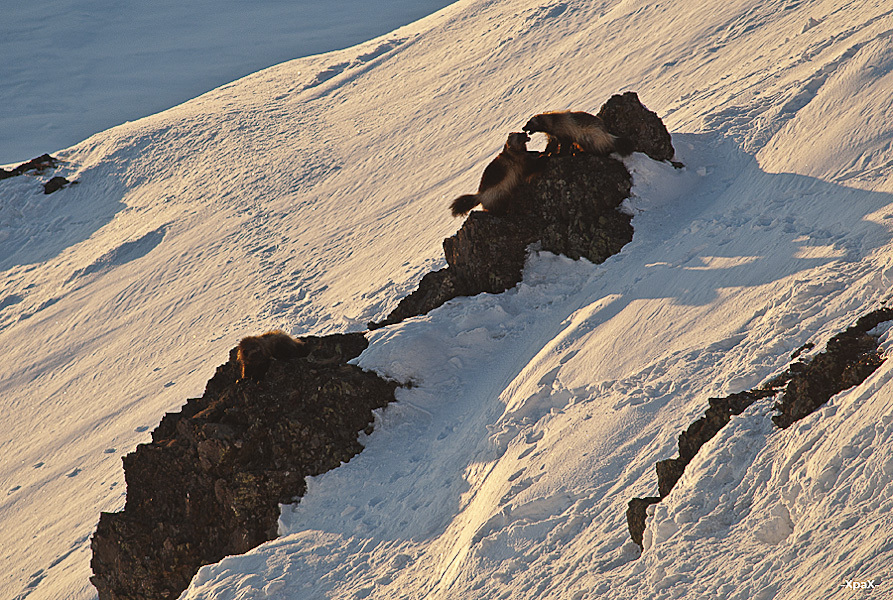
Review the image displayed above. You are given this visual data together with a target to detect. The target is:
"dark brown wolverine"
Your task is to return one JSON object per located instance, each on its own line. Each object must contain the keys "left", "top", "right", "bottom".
{"left": 450, "top": 132, "right": 544, "bottom": 217}
{"left": 236, "top": 330, "right": 308, "bottom": 380}
{"left": 523, "top": 110, "right": 634, "bottom": 156}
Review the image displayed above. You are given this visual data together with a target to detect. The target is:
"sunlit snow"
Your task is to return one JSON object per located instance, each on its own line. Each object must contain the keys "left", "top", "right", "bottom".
{"left": 2, "top": 0, "right": 893, "bottom": 599}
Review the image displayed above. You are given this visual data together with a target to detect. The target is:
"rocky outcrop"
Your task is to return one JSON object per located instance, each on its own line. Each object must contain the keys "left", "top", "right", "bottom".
{"left": 91, "top": 91, "right": 675, "bottom": 596}
{"left": 370, "top": 93, "right": 672, "bottom": 329}
{"left": 628, "top": 307, "right": 893, "bottom": 548}
{"left": 1, "top": 153, "right": 75, "bottom": 193}
{"left": 90, "top": 333, "right": 397, "bottom": 600}
{"left": 43, "top": 175, "right": 72, "bottom": 194}
{"left": 0, "top": 153, "right": 58, "bottom": 179}
{"left": 772, "top": 308, "right": 892, "bottom": 428}
{"left": 626, "top": 497, "right": 661, "bottom": 547}
{"left": 597, "top": 91, "right": 675, "bottom": 163}
{"left": 654, "top": 389, "right": 778, "bottom": 497}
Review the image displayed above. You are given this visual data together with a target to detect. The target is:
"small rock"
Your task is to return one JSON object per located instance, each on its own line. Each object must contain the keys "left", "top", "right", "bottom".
{"left": 44, "top": 176, "right": 70, "bottom": 194}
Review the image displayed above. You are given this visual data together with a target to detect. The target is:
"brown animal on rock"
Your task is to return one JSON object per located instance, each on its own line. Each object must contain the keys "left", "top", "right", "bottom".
{"left": 450, "top": 132, "right": 544, "bottom": 217}
{"left": 523, "top": 110, "right": 634, "bottom": 156}
{"left": 236, "top": 330, "right": 308, "bottom": 380}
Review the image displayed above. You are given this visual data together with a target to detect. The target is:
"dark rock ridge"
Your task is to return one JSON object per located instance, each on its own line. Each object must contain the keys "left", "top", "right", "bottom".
{"left": 772, "top": 307, "right": 892, "bottom": 428}
{"left": 0, "top": 153, "right": 57, "bottom": 179}
{"left": 1, "top": 153, "right": 75, "bottom": 194}
{"left": 597, "top": 91, "right": 675, "bottom": 163}
{"left": 370, "top": 92, "right": 673, "bottom": 329}
{"left": 627, "top": 307, "right": 893, "bottom": 548}
{"left": 90, "top": 333, "right": 397, "bottom": 600}
{"left": 43, "top": 175, "right": 73, "bottom": 194}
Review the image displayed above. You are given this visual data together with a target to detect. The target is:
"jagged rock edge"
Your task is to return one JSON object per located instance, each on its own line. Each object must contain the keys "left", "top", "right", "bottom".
{"left": 89, "top": 91, "right": 675, "bottom": 599}
{"left": 627, "top": 306, "right": 893, "bottom": 549}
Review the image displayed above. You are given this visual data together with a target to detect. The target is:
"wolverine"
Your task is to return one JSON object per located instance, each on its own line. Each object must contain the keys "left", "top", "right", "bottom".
{"left": 236, "top": 330, "right": 308, "bottom": 380}
{"left": 522, "top": 110, "right": 634, "bottom": 156}
{"left": 450, "top": 132, "right": 544, "bottom": 217}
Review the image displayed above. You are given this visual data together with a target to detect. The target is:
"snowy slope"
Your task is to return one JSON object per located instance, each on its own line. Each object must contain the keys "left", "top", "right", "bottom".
{"left": 2, "top": 0, "right": 893, "bottom": 599}
{"left": 0, "top": 0, "right": 457, "bottom": 165}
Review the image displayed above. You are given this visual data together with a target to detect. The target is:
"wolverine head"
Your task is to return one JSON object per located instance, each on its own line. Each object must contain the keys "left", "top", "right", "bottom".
{"left": 521, "top": 113, "right": 551, "bottom": 133}
{"left": 505, "top": 132, "right": 530, "bottom": 151}
{"left": 522, "top": 114, "right": 546, "bottom": 133}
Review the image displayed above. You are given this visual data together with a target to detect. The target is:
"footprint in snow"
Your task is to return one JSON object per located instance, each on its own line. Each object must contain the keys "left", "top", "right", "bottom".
{"left": 525, "top": 430, "right": 544, "bottom": 444}
{"left": 518, "top": 446, "right": 537, "bottom": 460}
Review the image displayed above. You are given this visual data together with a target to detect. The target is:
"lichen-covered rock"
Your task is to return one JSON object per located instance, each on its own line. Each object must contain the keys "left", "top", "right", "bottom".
{"left": 443, "top": 210, "right": 540, "bottom": 294}
{"left": 369, "top": 153, "right": 634, "bottom": 330}
{"left": 90, "top": 333, "right": 397, "bottom": 600}
{"left": 519, "top": 153, "right": 633, "bottom": 262}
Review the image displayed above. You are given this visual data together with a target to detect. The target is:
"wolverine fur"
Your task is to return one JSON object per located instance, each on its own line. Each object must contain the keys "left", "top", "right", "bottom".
{"left": 237, "top": 330, "right": 307, "bottom": 380}
{"left": 523, "top": 111, "right": 633, "bottom": 156}
{"left": 450, "top": 132, "right": 544, "bottom": 217}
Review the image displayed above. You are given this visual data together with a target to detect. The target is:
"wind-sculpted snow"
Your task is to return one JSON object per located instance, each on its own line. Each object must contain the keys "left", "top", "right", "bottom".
{"left": 180, "top": 139, "right": 893, "bottom": 599}
{"left": 4, "top": 0, "right": 893, "bottom": 599}
{"left": 629, "top": 307, "right": 893, "bottom": 548}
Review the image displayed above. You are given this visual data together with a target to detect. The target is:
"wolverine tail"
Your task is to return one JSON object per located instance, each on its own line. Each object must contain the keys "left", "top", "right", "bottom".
{"left": 613, "top": 135, "right": 635, "bottom": 157}
{"left": 450, "top": 194, "right": 480, "bottom": 217}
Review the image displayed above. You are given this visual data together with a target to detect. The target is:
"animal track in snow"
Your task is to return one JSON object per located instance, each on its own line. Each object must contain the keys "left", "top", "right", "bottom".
{"left": 304, "top": 38, "right": 408, "bottom": 90}
{"left": 68, "top": 227, "right": 166, "bottom": 282}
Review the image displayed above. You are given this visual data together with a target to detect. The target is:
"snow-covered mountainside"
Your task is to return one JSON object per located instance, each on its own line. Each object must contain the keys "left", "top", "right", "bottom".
{"left": 0, "top": 0, "right": 457, "bottom": 165}
{"left": 2, "top": 0, "right": 893, "bottom": 598}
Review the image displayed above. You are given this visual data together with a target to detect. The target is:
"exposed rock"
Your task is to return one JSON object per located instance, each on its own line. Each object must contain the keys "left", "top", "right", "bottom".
{"left": 773, "top": 307, "right": 893, "bottom": 428}
{"left": 655, "top": 389, "right": 777, "bottom": 496}
{"left": 43, "top": 175, "right": 71, "bottom": 194}
{"left": 371, "top": 268, "right": 460, "bottom": 330}
{"left": 0, "top": 153, "right": 58, "bottom": 179}
{"left": 443, "top": 210, "right": 540, "bottom": 296}
{"left": 90, "top": 93, "right": 675, "bottom": 593}
{"left": 370, "top": 154, "right": 633, "bottom": 329}
{"left": 630, "top": 307, "right": 893, "bottom": 549}
{"left": 90, "top": 332, "right": 397, "bottom": 600}
{"left": 370, "top": 93, "right": 668, "bottom": 329}
{"left": 626, "top": 496, "right": 661, "bottom": 548}
{"left": 597, "top": 92, "right": 675, "bottom": 162}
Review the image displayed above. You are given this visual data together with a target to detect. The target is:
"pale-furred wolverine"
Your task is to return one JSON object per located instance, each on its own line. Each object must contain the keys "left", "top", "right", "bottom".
{"left": 522, "top": 111, "right": 634, "bottom": 156}
{"left": 450, "top": 132, "right": 545, "bottom": 217}
{"left": 236, "top": 330, "right": 308, "bottom": 381}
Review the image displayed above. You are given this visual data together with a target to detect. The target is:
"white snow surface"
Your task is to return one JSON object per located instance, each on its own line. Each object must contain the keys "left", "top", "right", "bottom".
{"left": 0, "top": 0, "right": 457, "bottom": 165}
{"left": 3, "top": 0, "right": 893, "bottom": 599}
